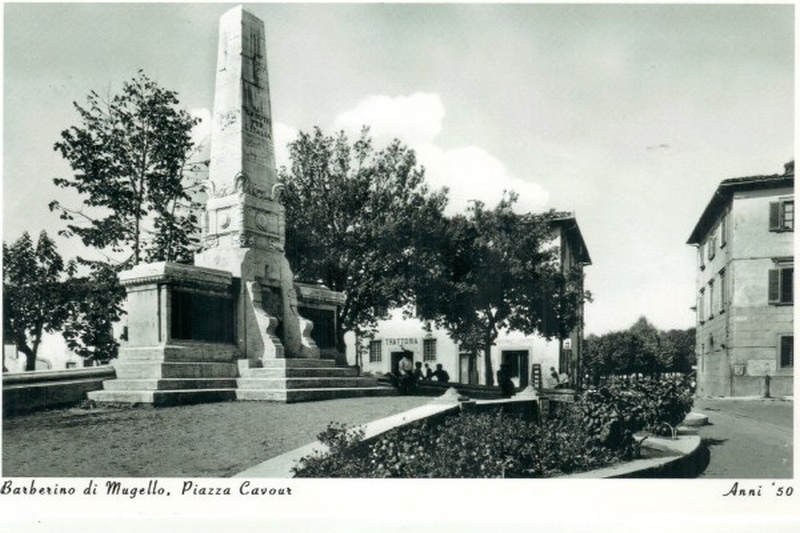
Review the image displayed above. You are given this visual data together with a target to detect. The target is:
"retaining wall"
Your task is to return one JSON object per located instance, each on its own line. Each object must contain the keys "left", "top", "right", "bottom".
{"left": 2, "top": 367, "right": 116, "bottom": 416}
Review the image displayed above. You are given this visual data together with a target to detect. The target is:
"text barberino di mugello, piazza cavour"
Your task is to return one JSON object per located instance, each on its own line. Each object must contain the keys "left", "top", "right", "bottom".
{"left": 1, "top": 479, "right": 293, "bottom": 498}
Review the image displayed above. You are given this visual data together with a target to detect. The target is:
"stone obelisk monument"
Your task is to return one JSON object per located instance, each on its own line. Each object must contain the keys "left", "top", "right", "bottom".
{"left": 195, "top": 5, "right": 317, "bottom": 362}
{"left": 88, "top": 6, "right": 384, "bottom": 404}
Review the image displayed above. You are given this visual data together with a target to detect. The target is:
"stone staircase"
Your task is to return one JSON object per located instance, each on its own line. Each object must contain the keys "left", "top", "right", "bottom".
{"left": 236, "top": 358, "right": 396, "bottom": 403}
{"left": 88, "top": 346, "right": 395, "bottom": 406}
{"left": 87, "top": 344, "right": 240, "bottom": 406}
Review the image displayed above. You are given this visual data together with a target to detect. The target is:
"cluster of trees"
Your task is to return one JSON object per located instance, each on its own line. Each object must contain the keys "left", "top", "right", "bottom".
{"left": 583, "top": 317, "right": 696, "bottom": 384}
{"left": 3, "top": 233, "right": 124, "bottom": 370}
{"left": 4, "top": 73, "right": 590, "bottom": 383}
{"left": 4, "top": 72, "right": 203, "bottom": 370}
{"left": 280, "top": 128, "right": 588, "bottom": 385}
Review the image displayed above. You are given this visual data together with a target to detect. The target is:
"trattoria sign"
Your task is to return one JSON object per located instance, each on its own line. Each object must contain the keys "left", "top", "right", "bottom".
{"left": 384, "top": 338, "right": 419, "bottom": 346}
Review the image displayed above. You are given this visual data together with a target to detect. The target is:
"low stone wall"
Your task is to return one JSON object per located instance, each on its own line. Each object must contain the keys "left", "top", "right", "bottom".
{"left": 2, "top": 367, "right": 116, "bottom": 416}
{"left": 381, "top": 376, "right": 577, "bottom": 401}
{"left": 729, "top": 374, "right": 793, "bottom": 398}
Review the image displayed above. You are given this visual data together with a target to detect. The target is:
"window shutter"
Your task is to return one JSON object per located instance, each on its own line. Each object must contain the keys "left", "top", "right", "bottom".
{"left": 721, "top": 215, "right": 727, "bottom": 246}
{"left": 781, "top": 336, "right": 794, "bottom": 368}
{"left": 769, "top": 202, "right": 781, "bottom": 230}
{"left": 768, "top": 269, "right": 780, "bottom": 303}
{"left": 781, "top": 268, "right": 793, "bottom": 303}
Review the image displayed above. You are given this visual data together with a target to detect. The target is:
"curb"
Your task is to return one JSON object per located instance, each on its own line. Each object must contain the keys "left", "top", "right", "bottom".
{"left": 560, "top": 433, "right": 703, "bottom": 479}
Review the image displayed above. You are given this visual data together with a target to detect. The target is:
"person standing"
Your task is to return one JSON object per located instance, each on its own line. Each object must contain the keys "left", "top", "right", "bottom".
{"left": 397, "top": 353, "right": 414, "bottom": 394}
{"left": 497, "top": 363, "right": 515, "bottom": 398}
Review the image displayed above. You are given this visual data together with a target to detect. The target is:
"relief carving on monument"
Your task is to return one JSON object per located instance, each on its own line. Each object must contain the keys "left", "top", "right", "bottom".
{"left": 204, "top": 235, "right": 220, "bottom": 249}
{"left": 298, "top": 315, "right": 320, "bottom": 356}
{"left": 245, "top": 281, "right": 284, "bottom": 360}
{"left": 271, "top": 183, "right": 285, "bottom": 203}
{"left": 218, "top": 109, "right": 239, "bottom": 130}
{"left": 238, "top": 232, "right": 256, "bottom": 248}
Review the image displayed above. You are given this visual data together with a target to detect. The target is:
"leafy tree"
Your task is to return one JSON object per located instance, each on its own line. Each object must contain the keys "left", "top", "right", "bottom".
{"left": 49, "top": 70, "right": 203, "bottom": 267}
{"left": 61, "top": 263, "right": 126, "bottom": 364}
{"left": 628, "top": 316, "right": 661, "bottom": 374}
{"left": 584, "top": 318, "right": 696, "bottom": 381}
{"left": 3, "top": 232, "right": 126, "bottom": 369}
{"left": 660, "top": 328, "right": 696, "bottom": 374}
{"left": 416, "top": 194, "right": 590, "bottom": 386}
{"left": 3, "top": 232, "right": 72, "bottom": 370}
{"left": 279, "top": 127, "right": 448, "bottom": 355}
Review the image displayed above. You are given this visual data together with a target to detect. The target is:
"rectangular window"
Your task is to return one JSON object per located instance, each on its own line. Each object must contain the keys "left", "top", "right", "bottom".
{"left": 769, "top": 199, "right": 794, "bottom": 232}
{"left": 720, "top": 214, "right": 728, "bottom": 247}
{"left": 708, "top": 281, "right": 715, "bottom": 319}
{"left": 768, "top": 267, "right": 794, "bottom": 304}
{"left": 423, "top": 338, "right": 437, "bottom": 362}
{"left": 698, "top": 290, "right": 705, "bottom": 323}
{"left": 699, "top": 245, "right": 705, "bottom": 270}
{"left": 780, "top": 336, "right": 793, "bottom": 368}
{"left": 707, "top": 236, "right": 716, "bottom": 260}
{"left": 369, "top": 340, "right": 382, "bottom": 362}
{"left": 719, "top": 270, "right": 726, "bottom": 313}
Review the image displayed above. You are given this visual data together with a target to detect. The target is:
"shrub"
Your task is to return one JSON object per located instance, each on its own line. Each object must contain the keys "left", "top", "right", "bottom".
{"left": 291, "top": 376, "right": 693, "bottom": 478}
{"left": 291, "top": 422, "right": 369, "bottom": 478}
{"left": 292, "top": 410, "right": 628, "bottom": 478}
{"left": 585, "top": 376, "right": 694, "bottom": 437}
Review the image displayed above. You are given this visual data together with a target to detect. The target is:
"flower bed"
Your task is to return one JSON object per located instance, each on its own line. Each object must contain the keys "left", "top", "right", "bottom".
{"left": 292, "top": 376, "right": 694, "bottom": 478}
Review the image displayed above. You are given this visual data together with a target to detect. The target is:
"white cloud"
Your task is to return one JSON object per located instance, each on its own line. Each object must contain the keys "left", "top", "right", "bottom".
{"left": 334, "top": 92, "right": 444, "bottom": 146}
{"left": 273, "top": 121, "right": 298, "bottom": 169}
{"left": 334, "top": 93, "right": 549, "bottom": 215}
{"left": 189, "top": 107, "right": 211, "bottom": 149}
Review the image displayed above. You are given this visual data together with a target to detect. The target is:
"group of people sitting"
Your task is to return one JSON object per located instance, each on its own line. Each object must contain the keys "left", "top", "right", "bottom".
{"left": 395, "top": 355, "right": 449, "bottom": 394}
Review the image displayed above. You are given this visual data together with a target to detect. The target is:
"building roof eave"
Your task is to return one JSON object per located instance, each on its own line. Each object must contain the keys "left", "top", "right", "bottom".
{"left": 686, "top": 172, "right": 794, "bottom": 245}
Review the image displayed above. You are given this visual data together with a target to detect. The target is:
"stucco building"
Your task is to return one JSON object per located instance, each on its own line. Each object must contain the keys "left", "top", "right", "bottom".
{"left": 347, "top": 213, "right": 591, "bottom": 390}
{"left": 687, "top": 161, "right": 794, "bottom": 397}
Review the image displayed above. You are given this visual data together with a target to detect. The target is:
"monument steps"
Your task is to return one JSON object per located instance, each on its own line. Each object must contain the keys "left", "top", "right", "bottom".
{"left": 87, "top": 389, "right": 237, "bottom": 407}
{"left": 236, "top": 386, "right": 397, "bottom": 403}
{"left": 240, "top": 366, "right": 358, "bottom": 379}
{"left": 114, "top": 362, "right": 239, "bottom": 379}
{"left": 119, "top": 345, "right": 240, "bottom": 363}
{"left": 102, "top": 378, "right": 238, "bottom": 391}
{"left": 237, "top": 376, "right": 380, "bottom": 390}
{"left": 234, "top": 362, "right": 396, "bottom": 401}
{"left": 256, "top": 358, "right": 342, "bottom": 369}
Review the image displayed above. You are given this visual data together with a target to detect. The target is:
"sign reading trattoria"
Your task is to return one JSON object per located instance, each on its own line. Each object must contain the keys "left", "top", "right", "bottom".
{"left": 384, "top": 338, "right": 419, "bottom": 346}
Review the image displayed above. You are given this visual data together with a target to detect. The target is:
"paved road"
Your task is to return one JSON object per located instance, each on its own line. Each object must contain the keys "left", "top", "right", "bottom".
{"left": 693, "top": 398, "right": 793, "bottom": 478}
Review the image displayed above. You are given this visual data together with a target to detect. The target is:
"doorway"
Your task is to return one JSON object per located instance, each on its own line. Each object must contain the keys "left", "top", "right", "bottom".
{"left": 459, "top": 352, "right": 477, "bottom": 384}
{"left": 501, "top": 350, "right": 529, "bottom": 388}
{"left": 391, "top": 351, "right": 411, "bottom": 375}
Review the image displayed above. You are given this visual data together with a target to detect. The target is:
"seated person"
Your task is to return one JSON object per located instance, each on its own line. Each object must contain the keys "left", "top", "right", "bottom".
{"left": 432, "top": 363, "right": 449, "bottom": 383}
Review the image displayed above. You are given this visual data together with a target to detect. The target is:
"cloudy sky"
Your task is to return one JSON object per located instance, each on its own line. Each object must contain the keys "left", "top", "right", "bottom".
{"left": 3, "top": 3, "right": 794, "bottom": 335}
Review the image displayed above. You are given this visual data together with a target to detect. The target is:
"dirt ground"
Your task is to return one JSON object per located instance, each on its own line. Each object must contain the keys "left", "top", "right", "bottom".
{"left": 1, "top": 395, "right": 431, "bottom": 478}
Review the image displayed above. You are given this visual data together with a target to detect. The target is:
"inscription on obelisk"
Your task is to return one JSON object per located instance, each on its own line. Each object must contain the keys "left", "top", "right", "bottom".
{"left": 210, "top": 6, "right": 277, "bottom": 194}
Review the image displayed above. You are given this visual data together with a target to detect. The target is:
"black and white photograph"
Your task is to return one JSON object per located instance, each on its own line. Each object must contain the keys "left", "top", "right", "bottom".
{"left": 1, "top": 2, "right": 796, "bottom": 531}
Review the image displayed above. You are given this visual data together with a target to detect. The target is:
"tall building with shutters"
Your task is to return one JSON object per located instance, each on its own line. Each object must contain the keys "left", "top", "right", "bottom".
{"left": 687, "top": 161, "right": 794, "bottom": 397}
